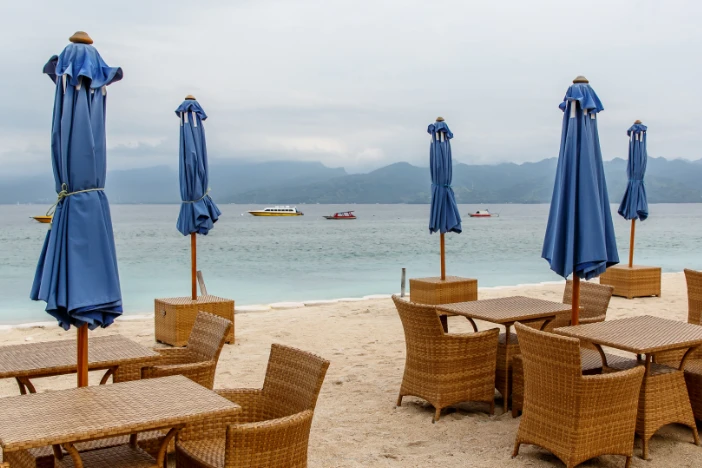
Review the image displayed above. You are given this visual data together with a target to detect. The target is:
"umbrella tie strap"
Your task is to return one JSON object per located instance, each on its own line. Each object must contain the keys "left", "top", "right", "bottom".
{"left": 432, "top": 184, "right": 452, "bottom": 188}
{"left": 46, "top": 183, "right": 104, "bottom": 217}
{"left": 182, "top": 189, "right": 211, "bottom": 204}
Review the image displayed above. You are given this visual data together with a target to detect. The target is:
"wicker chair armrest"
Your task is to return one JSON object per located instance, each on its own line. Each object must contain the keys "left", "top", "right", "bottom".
{"left": 152, "top": 347, "right": 193, "bottom": 366}
{"left": 215, "top": 388, "right": 271, "bottom": 423}
{"left": 225, "top": 410, "right": 314, "bottom": 467}
{"left": 444, "top": 328, "right": 500, "bottom": 346}
{"left": 580, "top": 366, "right": 645, "bottom": 411}
{"left": 142, "top": 360, "right": 216, "bottom": 387}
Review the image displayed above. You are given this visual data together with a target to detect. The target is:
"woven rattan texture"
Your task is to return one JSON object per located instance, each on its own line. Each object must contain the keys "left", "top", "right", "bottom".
{"left": 0, "top": 375, "right": 239, "bottom": 452}
{"left": 543, "top": 280, "right": 613, "bottom": 331}
{"left": 392, "top": 296, "right": 498, "bottom": 421}
{"left": 599, "top": 265, "right": 661, "bottom": 299}
{"left": 513, "top": 323, "right": 644, "bottom": 467}
{"left": 684, "top": 359, "right": 702, "bottom": 420}
{"left": 436, "top": 296, "right": 570, "bottom": 324}
{"left": 0, "top": 335, "right": 159, "bottom": 380}
{"left": 176, "top": 344, "right": 329, "bottom": 468}
{"left": 54, "top": 444, "right": 156, "bottom": 468}
{"left": 154, "top": 296, "right": 234, "bottom": 347}
{"left": 555, "top": 315, "right": 702, "bottom": 354}
{"left": 141, "top": 312, "right": 232, "bottom": 389}
{"left": 409, "top": 276, "right": 477, "bottom": 306}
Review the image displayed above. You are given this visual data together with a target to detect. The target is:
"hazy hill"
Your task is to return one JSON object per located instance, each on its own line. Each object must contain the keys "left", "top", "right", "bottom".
{"left": 2, "top": 157, "right": 702, "bottom": 204}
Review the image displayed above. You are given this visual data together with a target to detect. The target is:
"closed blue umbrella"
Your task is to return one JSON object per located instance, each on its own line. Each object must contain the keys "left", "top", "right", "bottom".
{"left": 618, "top": 120, "right": 648, "bottom": 267}
{"left": 30, "top": 31, "right": 123, "bottom": 386}
{"left": 428, "top": 117, "right": 462, "bottom": 279}
{"left": 175, "top": 96, "right": 220, "bottom": 299}
{"left": 542, "top": 76, "right": 619, "bottom": 324}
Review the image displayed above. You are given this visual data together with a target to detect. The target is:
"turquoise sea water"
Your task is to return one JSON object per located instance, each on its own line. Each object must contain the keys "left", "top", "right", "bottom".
{"left": 1, "top": 203, "right": 701, "bottom": 324}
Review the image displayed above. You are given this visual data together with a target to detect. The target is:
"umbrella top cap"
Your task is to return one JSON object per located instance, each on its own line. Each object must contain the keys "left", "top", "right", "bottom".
{"left": 69, "top": 31, "right": 93, "bottom": 45}
{"left": 435, "top": 116, "right": 445, "bottom": 122}
{"left": 185, "top": 95, "right": 196, "bottom": 100}
{"left": 573, "top": 76, "right": 589, "bottom": 84}
{"left": 634, "top": 119, "right": 642, "bottom": 124}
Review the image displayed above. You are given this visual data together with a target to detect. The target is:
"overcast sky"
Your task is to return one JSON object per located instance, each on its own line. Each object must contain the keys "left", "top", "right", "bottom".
{"left": 1, "top": 0, "right": 700, "bottom": 176}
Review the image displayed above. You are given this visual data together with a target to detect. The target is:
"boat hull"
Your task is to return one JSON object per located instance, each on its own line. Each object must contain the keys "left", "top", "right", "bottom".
{"left": 468, "top": 214, "right": 493, "bottom": 218}
{"left": 248, "top": 211, "right": 303, "bottom": 217}
{"left": 32, "top": 216, "right": 52, "bottom": 224}
{"left": 323, "top": 216, "right": 356, "bottom": 220}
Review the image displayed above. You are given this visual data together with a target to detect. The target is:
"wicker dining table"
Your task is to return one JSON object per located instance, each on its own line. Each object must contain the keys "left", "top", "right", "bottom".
{"left": 555, "top": 315, "right": 702, "bottom": 460}
{"left": 436, "top": 296, "right": 572, "bottom": 412}
{"left": 0, "top": 335, "right": 160, "bottom": 394}
{"left": 0, "top": 375, "right": 241, "bottom": 468}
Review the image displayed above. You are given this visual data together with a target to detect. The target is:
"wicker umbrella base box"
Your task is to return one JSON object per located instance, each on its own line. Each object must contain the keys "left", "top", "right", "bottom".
{"left": 599, "top": 265, "right": 661, "bottom": 299}
{"left": 155, "top": 296, "right": 235, "bottom": 346}
{"left": 409, "top": 276, "right": 478, "bottom": 305}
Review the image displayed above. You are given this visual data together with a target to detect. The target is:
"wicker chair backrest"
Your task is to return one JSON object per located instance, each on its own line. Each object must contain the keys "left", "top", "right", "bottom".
{"left": 563, "top": 280, "right": 614, "bottom": 322}
{"left": 515, "top": 322, "right": 582, "bottom": 417}
{"left": 187, "top": 312, "right": 232, "bottom": 362}
{"left": 685, "top": 269, "right": 702, "bottom": 325}
{"left": 261, "top": 344, "right": 330, "bottom": 419}
{"left": 392, "top": 295, "right": 445, "bottom": 340}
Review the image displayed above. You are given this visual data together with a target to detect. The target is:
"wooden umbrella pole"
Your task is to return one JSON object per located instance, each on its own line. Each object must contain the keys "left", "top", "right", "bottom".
{"left": 572, "top": 276, "right": 580, "bottom": 326}
{"left": 628, "top": 219, "right": 636, "bottom": 268}
{"left": 191, "top": 233, "right": 197, "bottom": 300}
{"left": 77, "top": 324, "right": 88, "bottom": 387}
{"left": 440, "top": 233, "right": 446, "bottom": 280}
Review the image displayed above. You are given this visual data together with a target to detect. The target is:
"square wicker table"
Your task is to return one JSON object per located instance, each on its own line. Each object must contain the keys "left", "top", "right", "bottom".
{"left": 0, "top": 335, "right": 160, "bottom": 395}
{"left": 437, "top": 296, "right": 571, "bottom": 412}
{"left": 555, "top": 315, "right": 702, "bottom": 459}
{"left": 599, "top": 265, "right": 661, "bottom": 299}
{"left": 0, "top": 375, "right": 240, "bottom": 468}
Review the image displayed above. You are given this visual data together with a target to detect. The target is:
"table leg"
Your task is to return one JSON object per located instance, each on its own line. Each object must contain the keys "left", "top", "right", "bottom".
{"left": 501, "top": 324, "right": 512, "bottom": 413}
{"left": 157, "top": 427, "right": 181, "bottom": 468}
{"left": 15, "top": 377, "right": 36, "bottom": 394}
{"left": 439, "top": 315, "right": 448, "bottom": 333}
{"left": 62, "top": 443, "right": 83, "bottom": 468}
{"left": 99, "top": 367, "right": 118, "bottom": 385}
{"left": 466, "top": 318, "right": 478, "bottom": 332}
{"left": 593, "top": 344, "right": 609, "bottom": 368}
{"left": 538, "top": 318, "right": 553, "bottom": 331}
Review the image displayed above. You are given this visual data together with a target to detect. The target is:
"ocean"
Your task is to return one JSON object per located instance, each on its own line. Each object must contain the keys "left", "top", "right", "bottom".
{"left": 1, "top": 203, "right": 701, "bottom": 325}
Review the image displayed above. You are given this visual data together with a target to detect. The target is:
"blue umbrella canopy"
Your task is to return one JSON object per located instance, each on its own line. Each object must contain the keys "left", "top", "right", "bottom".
{"left": 618, "top": 122, "right": 649, "bottom": 221}
{"left": 428, "top": 119, "right": 462, "bottom": 234}
{"left": 542, "top": 77, "right": 619, "bottom": 280}
{"left": 31, "top": 33, "right": 123, "bottom": 330}
{"left": 175, "top": 97, "right": 220, "bottom": 236}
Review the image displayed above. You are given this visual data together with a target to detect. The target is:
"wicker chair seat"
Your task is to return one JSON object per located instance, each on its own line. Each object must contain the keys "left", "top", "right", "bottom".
{"left": 176, "top": 437, "right": 225, "bottom": 468}
{"left": 55, "top": 445, "right": 156, "bottom": 468}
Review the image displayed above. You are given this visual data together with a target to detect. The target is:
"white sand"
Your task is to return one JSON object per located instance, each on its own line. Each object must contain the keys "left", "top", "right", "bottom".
{"left": 1, "top": 272, "right": 700, "bottom": 467}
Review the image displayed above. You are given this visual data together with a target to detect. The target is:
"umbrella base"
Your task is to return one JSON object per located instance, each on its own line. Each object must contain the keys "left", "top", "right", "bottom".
{"left": 409, "top": 276, "right": 478, "bottom": 306}
{"left": 155, "top": 295, "right": 235, "bottom": 346}
{"left": 599, "top": 265, "right": 661, "bottom": 300}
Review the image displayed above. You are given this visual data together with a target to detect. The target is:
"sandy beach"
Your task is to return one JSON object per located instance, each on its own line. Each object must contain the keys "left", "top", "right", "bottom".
{"left": 1, "top": 272, "right": 700, "bottom": 467}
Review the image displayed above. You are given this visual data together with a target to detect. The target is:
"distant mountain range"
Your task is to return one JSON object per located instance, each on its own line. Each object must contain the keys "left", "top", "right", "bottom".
{"left": 2, "top": 157, "right": 702, "bottom": 205}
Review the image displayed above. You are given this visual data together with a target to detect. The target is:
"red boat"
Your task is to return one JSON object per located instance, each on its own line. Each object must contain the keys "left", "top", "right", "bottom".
{"left": 324, "top": 211, "right": 356, "bottom": 220}
{"left": 469, "top": 209, "right": 499, "bottom": 218}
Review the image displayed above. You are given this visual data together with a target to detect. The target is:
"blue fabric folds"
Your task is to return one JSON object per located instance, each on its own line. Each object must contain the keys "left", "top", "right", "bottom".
{"left": 176, "top": 100, "right": 221, "bottom": 236}
{"left": 30, "top": 47, "right": 123, "bottom": 330}
{"left": 428, "top": 121, "right": 461, "bottom": 234}
{"left": 542, "top": 83, "right": 619, "bottom": 280}
{"left": 618, "top": 123, "right": 649, "bottom": 221}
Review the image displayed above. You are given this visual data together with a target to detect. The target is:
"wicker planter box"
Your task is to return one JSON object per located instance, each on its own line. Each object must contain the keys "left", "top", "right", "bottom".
{"left": 409, "top": 276, "right": 478, "bottom": 305}
{"left": 599, "top": 265, "right": 661, "bottom": 299}
{"left": 155, "top": 295, "right": 235, "bottom": 347}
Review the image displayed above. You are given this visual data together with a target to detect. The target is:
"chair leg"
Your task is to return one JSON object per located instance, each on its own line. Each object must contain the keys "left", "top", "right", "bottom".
{"left": 624, "top": 456, "right": 632, "bottom": 468}
{"left": 489, "top": 400, "right": 495, "bottom": 416}
{"left": 396, "top": 394, "right": 403, "bottom": 407}
{"left": 511, "top": 441, "right": 520, "bottom": 458}
{"left": 433, "top": 407, "right": 441, "bottom": 423}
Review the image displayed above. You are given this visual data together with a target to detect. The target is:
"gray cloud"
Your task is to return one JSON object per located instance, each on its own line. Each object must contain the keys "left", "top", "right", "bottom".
{"left": 1, "top": 0, "right": 700, "bottom": 176}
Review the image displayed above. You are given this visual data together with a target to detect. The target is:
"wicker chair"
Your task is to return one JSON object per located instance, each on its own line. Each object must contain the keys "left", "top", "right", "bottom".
{"left": 513, "top": 323, "right": 645, "bottom": 468}
{"left": 175, "top": 344, "right": 330, "bottom": 468}
{"left": 392, "top": 296, "right": 499, "bottom": 422}
{"left": 512, "top": 281, "right": 627, "bottom": 416}
{"left": 656, "top": 269, "right": 702, "bottom": 367}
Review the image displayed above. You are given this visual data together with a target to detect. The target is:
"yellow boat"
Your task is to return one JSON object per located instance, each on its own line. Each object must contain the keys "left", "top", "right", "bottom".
{"left": 31, "top": 215, "right": 53, "bottom": 224}
{"left": 248, "top": 206, "right": 304, "bottom": 217}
